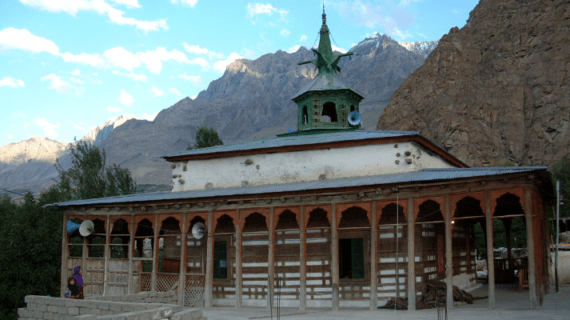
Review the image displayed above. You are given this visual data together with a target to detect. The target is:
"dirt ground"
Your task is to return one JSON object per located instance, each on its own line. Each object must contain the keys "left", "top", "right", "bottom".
{"left": 201, "top": 284, "right": 570, "bottom": 320}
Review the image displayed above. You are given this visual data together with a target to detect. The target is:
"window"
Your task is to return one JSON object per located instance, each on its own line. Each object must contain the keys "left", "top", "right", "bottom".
{"left": 214, "top": 241, "right": 228, "bottom": 279}
{"left": 302, "top": 106, "right": 308, "bottom": 125}
{"left": 339, "top": 238, "right": 364, "bottom": 279}
{"left": 322, "top": 102, "right": 338, "bottom": 122}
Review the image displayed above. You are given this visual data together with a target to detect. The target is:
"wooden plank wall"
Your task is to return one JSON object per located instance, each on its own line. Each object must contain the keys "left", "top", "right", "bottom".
{"left": 186, "top": 235, "right": 206, "bottom": 274}
{"left": 82, "top": 258, "right": 104, "bottom": 296}
{"left": 417, "top": 223, "right": 441, "bottom": 291}
{"left": 274, "top": 230, "right": 301, "bottom": 300}
{"left": 305, "top": 228, "right": 332, "bottom": 301}
{"left": 241, "top": 231, "right": 269, "bottom": 301}
{"left": 377, "top": 225, "right": 408, "bottom": 300}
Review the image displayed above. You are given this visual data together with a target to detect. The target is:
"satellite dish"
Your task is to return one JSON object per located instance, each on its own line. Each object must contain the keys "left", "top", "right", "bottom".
{"left": 66, "top": 220, "right": 81, "bottom": 235}
{"left": 79, "top": 220, "right": 94, "bottom": 237}
{"left": 192, "top": 222, "right": 206, "bottom": 239}
{"left": 348, "top": 111, "right": 362, "bottom": 126}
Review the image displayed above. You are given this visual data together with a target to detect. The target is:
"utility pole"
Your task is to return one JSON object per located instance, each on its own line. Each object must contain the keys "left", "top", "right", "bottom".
{"left": 555, "top": 180, "right": 560, "bottom": 293}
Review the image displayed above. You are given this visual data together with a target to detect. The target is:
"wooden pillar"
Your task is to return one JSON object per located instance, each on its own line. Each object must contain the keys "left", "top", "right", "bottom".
{"left": 267, "top": 207, "right": 275, "bottom": 309}
{"left": 236, "top": 212, "right": 242, "bottom": 308}
{"left": 299, "top": 206, "right": 307, "bottom": 310}
{"left": 179, "top": 212, "right": 187, "bottom": 306}
{"left": 504, "top": 218, "right": 513, "bottom": 280}
{"left": 407, "top": 197, "right": 415, "bottom": 311}
{"left": 525, "top": 188, "right": 538, "bottom": 309}
{"left": 485, "top": 190, "right": 495, "bottom": 309}
{"left": 370, "top": 201, "right": 378, "bottom": 310}
{"left": 103, "top": 214, "right": 111, "bottom": 295}
{"left": 82, "top": 220, "right": 88, "bottom": 294}
{"left": 128, "top": 215, "right": 134, "bottom": 294}
{"left": 205, "top": 210, "right": 214, "bottom": 307}
{"left": 331, "top": 203, "right": 339, "bottom": 311}
{"left": 60, "top": 212, "right": 68, "bottom": 298}
{"left": 152, "top": 213, "right": 159, "bottom": 292}
{"left": 444, "top": 194, "right": 453, "bottom": 311}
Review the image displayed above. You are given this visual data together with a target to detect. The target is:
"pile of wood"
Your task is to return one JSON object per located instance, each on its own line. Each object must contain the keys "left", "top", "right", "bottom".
{"left": 381, "top": 280, "right": 483, "bottom": 310}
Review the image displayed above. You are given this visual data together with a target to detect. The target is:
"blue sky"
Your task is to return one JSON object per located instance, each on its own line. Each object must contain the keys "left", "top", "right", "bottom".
{"left": 0, "top": 0, "right": 478, "bottom": 146}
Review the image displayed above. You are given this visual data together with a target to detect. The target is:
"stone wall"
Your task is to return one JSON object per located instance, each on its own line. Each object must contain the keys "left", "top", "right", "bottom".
{"left": 86, "top": 291, "right": 178, "bottom": 304}
{"left": 17, "top": 295, "right": 205, "bottom": 320}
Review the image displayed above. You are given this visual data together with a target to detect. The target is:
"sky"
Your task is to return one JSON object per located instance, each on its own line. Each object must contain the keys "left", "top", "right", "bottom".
{"left": 0, "top": 0, "right": 479, "bottom": 147}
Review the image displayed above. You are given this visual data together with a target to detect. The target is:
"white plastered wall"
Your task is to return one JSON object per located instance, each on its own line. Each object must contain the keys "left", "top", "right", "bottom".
{"left": 171, "top": 141, "right": 457, "bottom": 192}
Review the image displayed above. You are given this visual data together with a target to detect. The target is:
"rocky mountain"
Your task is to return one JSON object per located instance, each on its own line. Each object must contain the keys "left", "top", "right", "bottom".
{"left": 81, "top": 114, "right": 140, "bottom": 146}
{"left": 398, "top": 40, "right": 439, "bottom": 58}
{"left": 378, "top": 0, "right": 570, "bottom": 167}
{"left": 2, "top": 34, "right": 437, "bottom": 193}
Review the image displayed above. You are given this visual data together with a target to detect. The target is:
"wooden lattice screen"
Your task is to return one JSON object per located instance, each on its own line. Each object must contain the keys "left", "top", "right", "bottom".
{"left": 139, "top": 273, "right": 151, "bottom": 292}
{"left": 156, "top": 272, "right": 179, "bottom": 292}
{"left": 184, "top": 274, "right": 205, "bottom": 307}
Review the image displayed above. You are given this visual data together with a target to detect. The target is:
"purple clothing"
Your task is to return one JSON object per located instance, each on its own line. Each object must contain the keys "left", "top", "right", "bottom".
{"left": 72, "top": 265, "right": 84, "bottom": 288}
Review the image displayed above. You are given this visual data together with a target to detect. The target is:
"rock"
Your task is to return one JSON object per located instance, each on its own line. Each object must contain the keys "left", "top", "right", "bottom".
{"left": 377, "top": 0, "right": 570, "bottom": 167}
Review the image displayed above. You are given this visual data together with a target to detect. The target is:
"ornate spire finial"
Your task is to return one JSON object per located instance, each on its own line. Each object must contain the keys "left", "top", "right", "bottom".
{"left": 322, "top": 1, "right": 326, "bottom": 25}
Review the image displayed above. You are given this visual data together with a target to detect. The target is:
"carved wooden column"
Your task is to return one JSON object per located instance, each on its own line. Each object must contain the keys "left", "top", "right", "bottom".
{"left": 331, "top": 203, "right": 339, "bottom": 311}
{"left": 179, "top": 212, "right": 187, "bottom": 306}
{"left": 444, "top": 194, "right": 453, "bottom": 310}
{"left": 60, "top": 212, "right": 68, "bottom": 298}
{"left": 299, "top": 206, "right": 307, "bottom": 310}
{"left": 485, "top": 190, "right": 495, "bottom": 309}
{"left": 407, "top": 197, "right": 415, "bottom": 311}
{"left": 128, "top": 215, "right": 134, "bottom": 294}
{"left": 370, "top": 201, "right": 378, "bottom": 310}
{"left": 236, "top": 212, "right": 242, "bottom": 308}
{"left": 205, "top": 210, "right": 214, "bottom": 307}
{"left": 267, "top": 207, "right": 275, "bottom": 309}
{"left": 152, "top": 213, "right": 159, "bottom": 292}
{"left": 525, "top": 188, "right": 538, "bottom": 309}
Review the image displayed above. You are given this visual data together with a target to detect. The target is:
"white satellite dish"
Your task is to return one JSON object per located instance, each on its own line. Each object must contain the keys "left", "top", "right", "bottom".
{"left": 348, "top": 111, "right": 362, "bottom": 127}
{"left": 192, "top": 222, "right": 206, "bottom": 239}
{"left": 79, "top": 220, "right": 95, "bottom": 237}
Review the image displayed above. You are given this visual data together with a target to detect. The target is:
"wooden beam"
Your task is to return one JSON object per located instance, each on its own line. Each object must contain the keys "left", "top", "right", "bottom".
{"left": 60, "top": 212, "right": 68, "bottom": 298}
{"left": 205, "top": 210, "right": 214, "bottom": 307}
{"left": 82, "top": 220, "right": 87, "bottom": 295}
{"left": 103, "top": 214, "right": 111, "bottom": 295}
{"left": 299, "top": 205, "right": 307, "bottom": 311}
{"left": 445, "top": 194, "right": 453, "bottom": 311}
{"left": 236, "top": 211, "right": 242, "bottom": 308}
{"left": 331, "top": 203, "right": 339, "bottom": 311}
{"left": 485, "top": 190, "right": 495, "bottom": 309}
{"left": 179, "top": 212, "right": 187, "bottom": 306}
{"left": 128, "top": 215, "right": 134, "bottom": 294}
{"left": 407, "top": 197, "right": 415, "bottom": 311}
{"left": 370, "top": 201, "right": 377, "bottom": 311}
{"left": 152, "top": 213, "right": 158, "bottom": 292}
{"left": 267, "top": 207, "right": 275, "bottom": 309}
{"left": 525, "top": 188, "right": 538, "bottom": 309}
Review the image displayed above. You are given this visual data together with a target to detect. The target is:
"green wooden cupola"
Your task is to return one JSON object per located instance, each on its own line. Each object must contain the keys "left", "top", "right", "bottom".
{"left": 292, "top": 8, "right": 364, "bottom": 132}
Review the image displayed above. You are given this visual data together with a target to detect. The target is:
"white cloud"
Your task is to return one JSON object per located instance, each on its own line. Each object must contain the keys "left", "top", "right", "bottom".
{"left": 107, "top": 106, "right": 123, "bottom": 112}
{"left": 109, "top": 0, "right": 141, "bottom": 8}
{"left": 0, "top": 27, "right": 59, "bottom": 54}
{"left": 170, "top": 0, "right": 198, "bottom": 7}
{"left": 104, "top": 46, "right": 209, "bottom": 74}
{"left": 150, "top": 86, "right": 164, "bottom": 97}
{"left": 190, "top": 94, "right": 197, "bottom": 99}
{"left": 72, "top": 69, "right": 81, "bottom": 76}
{"left": 246, "top": 3, "right": 287, "bottom": 19}
{"left": 112, "top": 70, "right": 147, "bottom": 81}
{"left": 399, "top": 0, "right": 422, "bottom": 7}
{"left": 142, "top": 111, "right": 159, "bottom": 121}
{"left": 241, "top": 47, "right": 256, "bottom": 59}
{"left": 286, "top": 45, "right": 301, "bottom": 53}
{"left": 299, "top": 35, "right": 307, "bottom": 42}
{"left": 41, "top": 74, "right": 76, "bottom": 93}
{"left": 213, "top": 52, "right": 244, "bottom": 73}
{"left": 32, "top": 118, "right": 60, "bottom": 139}
{"left": 182, "top": 43, "right": 224, "bottom": 59}
{"left": 23, "top": 122, "right": 30, "bottom": 129}
{"left": 119, "top": 89, "right": 134, "bottom": 106}
{"left": 0, "top": 77, "right": 25, "bottom": 88}
{"left": 280, "top": 29, "right": 290, "bottom": 37}
{"left": 13, "top": 113, "right": 26, "bottom": 118}
{"left": 20, "top": 0, "right": 168, "bottom": 32}
{"left": 60, "top": 52, "right": 105, "bottom": 67}
{"left": 73, "top": 124, "right": 87, "bottom": 132}
{"left": 69, "top": 77, "right": 84, "bottom": 84}
{"left": 7, "top": 134, "right": 14, "bottom": 139}
{"left": 452, "top": 9, "right": 459, "bottom": 14}
{"left": 104, "top": 46, "right": 141, "bottom": 71}
{"left": 177, "top": 74, "right": 203, "bottom": 86}
{"left": 169, "top": 88, "right": 181, "bottom": 96}
{"left": 332, "top": 45, "right": 348, "bottom": 53}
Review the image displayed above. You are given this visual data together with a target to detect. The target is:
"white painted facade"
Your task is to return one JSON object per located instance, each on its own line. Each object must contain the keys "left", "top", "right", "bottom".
{"left": 171, "top": 141, "right": 457, "bottom": 192}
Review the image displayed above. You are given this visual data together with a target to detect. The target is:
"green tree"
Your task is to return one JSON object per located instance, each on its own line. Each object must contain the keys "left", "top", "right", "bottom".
{"left": 187, "top": 126, "right": 223, "bottom": 150}
{"left": 0, "top": 141, "right": 137, "bottom": 319}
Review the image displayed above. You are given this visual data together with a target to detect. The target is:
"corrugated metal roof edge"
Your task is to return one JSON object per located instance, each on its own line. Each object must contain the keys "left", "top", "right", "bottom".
{"left": 45, "top": 166, "right": 548, "bottom": 208}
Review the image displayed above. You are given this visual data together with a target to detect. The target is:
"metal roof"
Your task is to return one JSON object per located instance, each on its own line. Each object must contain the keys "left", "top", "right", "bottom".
{"left": 164, "top": 130, "right": 419, "bottom": 159}
{"left": 292, "top": 72, "right": 362, "bottom": 100}
{"left": 47, "top": 166, "right": 547, "bottom": 208}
